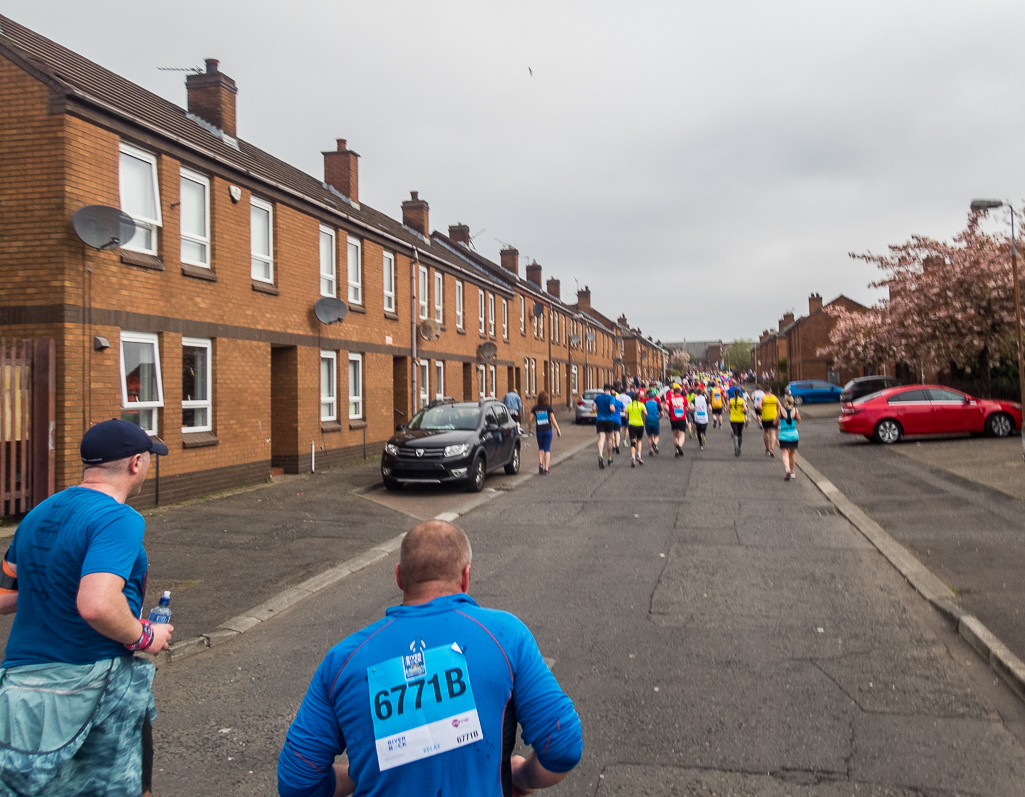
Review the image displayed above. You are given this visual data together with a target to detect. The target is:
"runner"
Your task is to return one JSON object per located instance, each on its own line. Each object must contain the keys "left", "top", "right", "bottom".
{"left": 593, "top": 384, "right": 618, "bottom": 469}
{"left": 752, "top": 383, "right": 765, "bottom": 420}
{"left": 626, "top": 390, "right": 648, "bottom": 467}
{"left": 667, "top": 384, "right": 688, "bottom": 457}
{"left": 760, "top": 384, "right": 780, "bottom": 457}
{"left": 709, "top": 381, "right": 724, "bottom": 429}
{"left": 528, "top": 390, "right": 561, "bottom": 475}
{"left": 616, "top": 386, "right": 632, "bottom": 454}
{"left": 644, "top": 390, "right": 662, "bottom": 456}
{"left": 778, "top": 394, "right": 802, "bottom": 480}
{"left": 693, "top": 385, "right": 709, "bottom": 450}
{"left": 685, "top": 384, "right": 697, "bottom": 439}
{"left": 728, "top": 387, "right": 748, "bottom": 456}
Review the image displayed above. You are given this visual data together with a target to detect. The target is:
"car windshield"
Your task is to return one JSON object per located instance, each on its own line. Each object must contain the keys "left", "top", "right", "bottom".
{"left": 408, "top": 405, "right": 480, "bottom": 431}
{"left": 583, "top": 391, "right": 600, "bottom": 400}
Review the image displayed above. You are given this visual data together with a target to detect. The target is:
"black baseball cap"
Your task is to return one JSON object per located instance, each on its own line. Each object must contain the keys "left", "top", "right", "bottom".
{"left": 81, "top": 419, "right": 169, "bottom": 464}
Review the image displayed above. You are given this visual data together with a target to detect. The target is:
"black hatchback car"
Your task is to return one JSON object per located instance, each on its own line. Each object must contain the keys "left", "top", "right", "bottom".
{"left": 381, "top": 399, "right": 521, "bottom": 492}
{"left": 839, "top": 375, "right": 901, "bottom": 404}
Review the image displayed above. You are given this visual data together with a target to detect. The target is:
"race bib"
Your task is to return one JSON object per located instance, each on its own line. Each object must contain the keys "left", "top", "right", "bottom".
{"left": 536, "top": 411, "right": 549, "bottom": 425}
{"left": 367, "top": 643, "right": 483, "bottom": 771}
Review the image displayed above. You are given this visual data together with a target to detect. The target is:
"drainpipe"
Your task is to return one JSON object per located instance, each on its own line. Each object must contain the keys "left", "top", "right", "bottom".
{"left": 411, "top": 248, "right": 419, "bottom": 415}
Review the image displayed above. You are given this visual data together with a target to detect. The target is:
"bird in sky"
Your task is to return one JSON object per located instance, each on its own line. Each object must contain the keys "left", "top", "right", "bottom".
{"left": 528, "top": 67, "right": 533, "bottom": 76}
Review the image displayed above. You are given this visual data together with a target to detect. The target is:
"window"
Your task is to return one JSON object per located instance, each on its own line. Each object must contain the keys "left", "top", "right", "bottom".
{"left": 478, "top": 289, "right": 486, "bottom": 334}
{"left": 434, "top": 272, "right": 444, "bottom": 323}
{"left": 435, "top": 361, "right": 445, "bottom": 399}
{"left": 489, "top": 365, "right": 496, "bottom": 397}
{"left": 555, "top": 365, "right": 561, "bottom": 396}
{"left": 571, "top": 365, "right": 578, "bottom": 394}
{"left": 539, "top": 311, "right": 544, "bottom": 340}
{"left": 180, "top": 168, "right": 210, "bottom": 267}
{"left": 488, "top": 293, "right": 496, "bottom": 336}
{"left": 502, "top": 299, "right": 508, "bottom": 339}
{"left": 477, "top": 365, "right": 486, "bottom": 400}
{"left": 320, "top": 351, "right": 337, "bottom": 422}
{"left": 383, "top": 251, "right": 396, "bottom": 312}
{"left": 560, "top": 314, "right": 564, "bottom": 344}
{"left": 417, "top": 266, "right": 429, "bottom": 319}
{"left": 120, "top": 143, "right": 162, "bottom": 255}
{"left": 250, "top": 197, "right": 273, "bottom": 282}
{"left": 348, "top": 353, "right": 363, "bottom": 418}
{"left": 119, "top": 331, "right": 163, "bottom": 435}
{"left": 347, "top": 237, "right": 362, "bottom": 304}
{"left": 530, "top": 359, "right": 537, "bottom": 395}
{"left": 520, "top": 296, "right": 526, "bottom": 333}
{"left": 418, "top": 360, "right": 430, "bottom": 409}
{"left": 182, "top": 337, "right": 212, "bottom": 432}
{"left": 456, "top": 281, "right": 464, "bottom": 328}
{"left": 524, "top": 358, "right": 530, "bottom": 396}
{"left": 319, "top": 225, "right": 336, "bottom": 297}
{"left": 928, "top": 388, "right": 965, "bottom": 403}
{"left": 887, "top": 389, "right": 929, "bottom": 404}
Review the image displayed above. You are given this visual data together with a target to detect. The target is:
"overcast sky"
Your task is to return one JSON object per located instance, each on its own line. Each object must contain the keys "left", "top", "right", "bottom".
{"left": 6, "top": 1, "right": 1025, "bottom": 344}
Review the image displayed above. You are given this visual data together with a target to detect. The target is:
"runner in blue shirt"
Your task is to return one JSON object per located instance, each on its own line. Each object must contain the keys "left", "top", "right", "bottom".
{"left": 644, "top": 393, "right": 662, "bottom": 456}
{"left": 593, "top": 384, "right": 618, "bottom": 469}
{"left": 278, "top": 521, "right": 582, "bottom": 797}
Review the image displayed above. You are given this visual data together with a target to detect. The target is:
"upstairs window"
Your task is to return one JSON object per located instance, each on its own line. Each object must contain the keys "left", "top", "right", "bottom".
{"left": 419, "top": 266, "right": 429, "bottom": 319}
{"left": 120, "top": 143, "right": 162, "bottom": 255}
{"left": 179, "top": 168, "right": 210, "bottom": 267}
{"left": 347, "top": 237, "right": 362, "bottom": 304}
{"left": 488, "top": 293, "right": 495, "bottom": 336}
{"left": 456, "top": 281, "right": 464, "bottom": 328}
{"left": 383, "top": 251, "right": 396, "bottom": 312}
{"left": 478, "top": 289, "right": 486, "bottom": 334}
{"left": 520, "top": 296, "right": 526, "bottom": 333}
{"left": 250, "top": 197, "right": 273, "bottom": 282}
{"left": 502, "top": 299, "right": 508, "bottom": 339}
{"left": 434, "top": 272, "right": 444, "bottom": 323}
{"left": 320, "top": 225, "right": 336, "bottom": 297}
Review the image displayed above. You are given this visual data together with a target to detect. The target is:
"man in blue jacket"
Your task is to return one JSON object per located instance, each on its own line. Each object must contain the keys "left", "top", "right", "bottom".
{"left": 278, "top": 520, "right": 583, "bottom": 797}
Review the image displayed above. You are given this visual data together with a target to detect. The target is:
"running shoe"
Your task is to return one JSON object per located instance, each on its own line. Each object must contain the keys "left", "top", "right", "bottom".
{"left": 637, "top": 458, "right": 644, "bottom": 466}
{"left": 734, "top": 442, "right": 740, "bottom": 457}
{"left": 700, "top": 445, "right": 704, "bottom": 451}
{"left": 784, "top": 472, "right": 790, "bottom": 481}
{"left": 614, "top": 446, "right": 621, "bottom": 455}
{"left": 608, "top": 456, "right": 614, "bottom": 467}
{"left": 545, "top": 469, "right": 550, "bottom": 475}
{"left": 790, "top": 470, "right": 797, "bottom": 480}
{"left": 653, "top": 444, "right": 659, "bottom": 454}
{"left": 770, "top": 451, "right": 775, "bottom": 458}
{"left": 539, "top": 464, "right": 545, "bottom": 474}
{"left": 599, "top": 457, "right": 605, "bottom": 470}
{"left": 631, "top": 459, "right": 636, "bottom": 468}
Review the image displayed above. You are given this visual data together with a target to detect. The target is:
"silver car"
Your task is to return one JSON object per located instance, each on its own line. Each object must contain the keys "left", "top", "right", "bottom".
{"left": 575, "top": 389, "right": 602, "bottom": 424}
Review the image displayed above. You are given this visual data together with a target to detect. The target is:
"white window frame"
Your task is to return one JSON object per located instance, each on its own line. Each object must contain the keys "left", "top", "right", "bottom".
{"left": 181, "top": 337, "right": 212, "bottom": 432}
{"left": 502, "top": 299, "right": 508, "bottom": 339}
{"left": 383, "top": 251, "right": 396, "bottom": 312}
{"left": 435, "top": 361, "right": 445, "bottom": 400}
{"left": 478, "top": 289, "right": 486, "bottom": 334}
{"left": 250, "top": 196, "right": 274, "bottom": 283}
{"left": 520, "top": 296, "right": 526, "bottom": 333}
{"left": 179, "top": 168, "right": 210, "bottom": 268}
{"left": 321, "top": 350, "right": 337, "bottom": 422}
{"left": 488, "top": 293, "right": 496, "bottom": 336}
{"left": 419, "top": 266, "right": 429, "bottom": 320}
{"left": 347, "top": 237, "right": 363, "bottom": 305}
{"left": 456, "top": 281, "right": 464, "bottom": 328}
{"left": 524, "top": 358, "right": 530, "bottom": 396}
{"left": 434, "top": 272, "right": 444, "bottom": 323}
{"left": 119, "top": 331, "right": 164, "bottom": 435}
{"left": 418, "top": 359, "right": 430, "bottom": 409}
{"left": 530, "top": 359, "right": 537, "bottom": 395}
{"left": 348, "top": 353, "right": 363, "bottom": 419}
{"left": 571, "top": 365, "right": 578, "bottom": 394}
{"left": 119, "top": 143, "right": 162, "bottom": 255}
{"left": 319, "top": 225, "right": 336, "bottom": 297}
{"left": 477, "top": 365, "right": 486, "bottom": 400}
{"left": 539, "top": 311, "right": 544, "bottom": 340}
{"left": 489, "top": 365, "right": 496, "bottom": 397}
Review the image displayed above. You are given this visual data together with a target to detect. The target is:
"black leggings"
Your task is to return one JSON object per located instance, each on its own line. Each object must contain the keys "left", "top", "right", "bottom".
{"left": 695, "top": 423, "right": 708, "bottom": 446}
{"left": 731, "top": 421, "right": 744, "bottom": 444}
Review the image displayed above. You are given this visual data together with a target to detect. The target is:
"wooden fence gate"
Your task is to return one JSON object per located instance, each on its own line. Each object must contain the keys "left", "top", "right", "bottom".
{"left": 1, "top": 339, "right": 55, "bottom": 517}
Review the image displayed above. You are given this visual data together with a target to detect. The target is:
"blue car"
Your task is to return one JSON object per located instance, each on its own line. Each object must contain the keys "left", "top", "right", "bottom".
{"left": 785, "top": 380, "right": 843, "bottom": 405}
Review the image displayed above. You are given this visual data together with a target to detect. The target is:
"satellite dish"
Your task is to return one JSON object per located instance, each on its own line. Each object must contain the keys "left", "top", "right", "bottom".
{"left": 478, "top": 342, "right": 498, "bottom": 360}
{"left": 419, "top": 318, "right": 441, "bottom": 341}
{"left": 532, "top": 301, "right": 544, "bottom": 318}
{"left": 569, "top": 334, "right": 581, "bottom": 345}
{"left": 314, "top": 297, "right": 348, "bottom": 325}
{"left": 72, "top": 205, "right": 136, "bottom": 250}
{"left": 586, "top": 331, "right": 596, "bottom": 343}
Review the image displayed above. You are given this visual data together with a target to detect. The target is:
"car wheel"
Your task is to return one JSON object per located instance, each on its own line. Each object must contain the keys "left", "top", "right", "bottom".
{"left": 383, "top": 477, "right": 401, "bottom": 491}
{"left": 987, "top": 412, "right": 1013, "bottom": 438}
{"left": 466, "top": 454, "right": 486, "bottom": 492}
{"left": 794, "top": 396, "right": 804, "bottom": 406}
{"left": 873, "top": 419, "right": 902, "bottom": 444}
{"left": 504, "top": 443, "right": 521, "bottom": 475}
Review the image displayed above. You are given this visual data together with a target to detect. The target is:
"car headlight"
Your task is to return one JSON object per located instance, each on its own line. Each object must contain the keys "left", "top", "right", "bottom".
{"left": 385, "top": 443, "right": 399, "bottom": 455}
{"left": 444, "top": 443, "right": 471, "bottom": 458}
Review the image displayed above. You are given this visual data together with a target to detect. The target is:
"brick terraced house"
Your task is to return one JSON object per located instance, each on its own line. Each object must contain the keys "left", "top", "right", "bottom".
{"left": 0, "top": 16, "right": 648, "bottom": 507}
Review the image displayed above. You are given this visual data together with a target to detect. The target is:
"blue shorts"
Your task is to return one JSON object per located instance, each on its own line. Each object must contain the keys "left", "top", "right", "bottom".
{"left": 645, "top": 424, "right": 660, "bottom": 436}
{"left": 535, "top": 430, "right": 553, "bottom": 452}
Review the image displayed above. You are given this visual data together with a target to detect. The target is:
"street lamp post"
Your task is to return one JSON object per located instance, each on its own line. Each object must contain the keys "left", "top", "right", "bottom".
{"left": 971, "top": 198, "right": 1025, "bottom": 462}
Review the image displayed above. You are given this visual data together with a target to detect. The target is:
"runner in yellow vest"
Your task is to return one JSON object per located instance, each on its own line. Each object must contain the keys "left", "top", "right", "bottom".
{"left": 709, "top": 383, "right": 724, "bottom": 429}
{"left": 759, "top": 385, "right": 780, "bottom": 457}
{"left": 626, "top": 391, "right": 648, "bottom": 467}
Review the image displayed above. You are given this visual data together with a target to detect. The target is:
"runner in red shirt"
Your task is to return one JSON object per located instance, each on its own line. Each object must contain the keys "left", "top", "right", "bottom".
{"left": 666, "top": 384, "right": 689, "bottom": 458}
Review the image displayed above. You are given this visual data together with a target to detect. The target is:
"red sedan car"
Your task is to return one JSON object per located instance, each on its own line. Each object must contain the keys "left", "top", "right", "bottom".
{"left": 838, "top": 385, "right": 1022, "bottom": 444}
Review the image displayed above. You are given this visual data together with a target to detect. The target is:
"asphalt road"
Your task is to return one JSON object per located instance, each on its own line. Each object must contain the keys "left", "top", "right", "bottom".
{"left": 147, "top": 417, "right": 1025, "bottom": 796}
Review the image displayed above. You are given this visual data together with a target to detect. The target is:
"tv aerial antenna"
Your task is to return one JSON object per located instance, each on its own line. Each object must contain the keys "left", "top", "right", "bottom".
{"left": 157, "top": 66, "right": 203, "bottom": 74}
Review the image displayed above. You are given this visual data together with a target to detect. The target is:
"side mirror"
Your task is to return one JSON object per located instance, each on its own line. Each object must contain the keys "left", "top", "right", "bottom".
{"left": 395, "top": 424, "right": 405, "bottom": 432}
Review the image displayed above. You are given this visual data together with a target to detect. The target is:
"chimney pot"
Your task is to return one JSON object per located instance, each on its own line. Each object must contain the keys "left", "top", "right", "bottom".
{"left": 323, "top": 137, "right": 360, "bottom": 202}
{"left": 205, "top": 58, "right": 219, "bottom": 73}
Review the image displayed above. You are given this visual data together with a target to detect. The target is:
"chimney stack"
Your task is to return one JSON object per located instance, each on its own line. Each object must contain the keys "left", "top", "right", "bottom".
{"left": 186, "top": 59, "right": 237, "bottom": 138}
{"left": 323, "top": 139, "right": 359, "bottom": 203}
{"left": 526, "top": 261, "right": 542, "bottom": 288}
{"left": 576, "top": 285, "right": 591, "bottom": 310}
{"left": 779, "top": 312, "right": 795, "bottom": 331}
{"left": 500, "top": 247, "right": 519, "bottom": 276}
{"left": 617, "top": 314, "right": 628, "bottom": 326}
{"left": 546, "top": 278, "right": 561, "bottom": 299}
{"left": 402, "top": 192, "right": 430, "bottom": 239}
{"left": 449, "top": 224, "right": 471, "bottom": 245}
{"left": 809, "top": 292, "right": 823, "bottom": 314}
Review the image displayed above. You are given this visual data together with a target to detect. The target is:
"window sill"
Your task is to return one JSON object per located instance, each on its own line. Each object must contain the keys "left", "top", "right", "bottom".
{"left": 320, "top": 421, "right": 343, "bottom": 433}
{"left": 438, "top": 324, "right": 447, "bottom": 331}
{"left": 252, "top": 280, "right": 279, "bottom": 295}
{"left": 456, "top": 328, "right": 466, "bottom": 335}
{"left": 349, "top": 419, "right": 367, "bottom": 431}
{"left": 121, "top": 251, "right": 165, "bottom": 271}
{"left": 181, "top": 263, "right": 216, "bottom": 281}
{"left": 384, "top": 311, "right": 399, "bottom": 321}
{"left": 348, "top": 303, "right": 366, "bottom": 315}
{"left": 182, "top": 431, "right": 219, "bottom": 449}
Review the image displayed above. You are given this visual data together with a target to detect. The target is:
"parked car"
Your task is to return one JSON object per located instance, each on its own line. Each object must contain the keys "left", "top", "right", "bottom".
{"left": 838, "top": 385, "right": 1022, "bottom": 444}
{"left": 381, "top": 399, "right": 520, "bottom": 492}
{"left": 839, "top": 375, "right": 900, "bottom": 404}
{"left": 575, "top": 389, "right": 602, "bottom": 424}
{"left": 785, "top": 380, "right": 843, "bottom": 405}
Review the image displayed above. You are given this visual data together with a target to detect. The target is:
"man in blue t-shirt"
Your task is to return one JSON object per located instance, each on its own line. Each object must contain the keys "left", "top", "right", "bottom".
{"left": 0, "top": 419, "right": 172, "bottom": 794}
{"left": 278, "top": 520, "right": 582, "bottom": 797}
{"left": 593, "top": 384, "right": 618, "bottom": 469}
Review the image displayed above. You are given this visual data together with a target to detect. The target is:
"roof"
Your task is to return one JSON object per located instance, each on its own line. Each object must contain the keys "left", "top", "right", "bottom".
{"left": 0, "top": 14, "right": 512, "bottom": 293}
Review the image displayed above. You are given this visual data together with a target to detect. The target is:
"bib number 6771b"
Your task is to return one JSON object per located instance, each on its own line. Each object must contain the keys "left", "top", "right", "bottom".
{"left": 374, "top": 667, "right": 466, "bottom": 720}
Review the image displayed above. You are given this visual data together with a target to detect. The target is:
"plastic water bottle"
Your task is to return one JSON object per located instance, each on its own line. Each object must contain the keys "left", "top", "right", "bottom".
{"left": 148, "top": 591, "right": 172, "bottom": 624}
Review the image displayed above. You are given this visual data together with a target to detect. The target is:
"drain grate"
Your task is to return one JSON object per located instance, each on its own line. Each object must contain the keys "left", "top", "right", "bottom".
{"left": 815, "top": 506, "right": 841, "bottom": 517}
